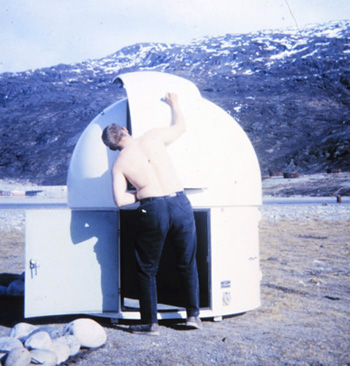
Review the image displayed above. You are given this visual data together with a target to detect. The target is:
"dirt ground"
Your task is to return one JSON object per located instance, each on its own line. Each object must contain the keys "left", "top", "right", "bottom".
{"left": 1, "top": 217, "right": 349, "bottom": 365}
{"left": 262, "top": 172, "right": 350, "bottom": 197}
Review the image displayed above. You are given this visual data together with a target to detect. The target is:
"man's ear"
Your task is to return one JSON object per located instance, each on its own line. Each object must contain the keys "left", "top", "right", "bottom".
{"left": 121, "top": 127, "right": 129, "bottom": 135}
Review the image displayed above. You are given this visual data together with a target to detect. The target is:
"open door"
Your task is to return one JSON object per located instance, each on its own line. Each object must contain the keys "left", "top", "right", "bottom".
{"left": 25, "top": 209, "right": 119, "bottom": 318}
{"left": 119, "top": 209, "right": 211, "bottom": 313}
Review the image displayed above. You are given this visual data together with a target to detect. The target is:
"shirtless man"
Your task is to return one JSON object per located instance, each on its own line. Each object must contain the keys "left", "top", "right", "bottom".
{"left": 102, "top": 92, "right": 202, "bottom": 335}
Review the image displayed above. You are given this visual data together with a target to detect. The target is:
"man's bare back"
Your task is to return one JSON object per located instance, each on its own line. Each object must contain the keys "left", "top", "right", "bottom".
{"left": 114, "top": 129, "right": 183, "bottom": 200}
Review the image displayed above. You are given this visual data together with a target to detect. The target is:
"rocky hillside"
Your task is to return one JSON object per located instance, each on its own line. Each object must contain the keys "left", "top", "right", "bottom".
{"left": 0, "top": 20, "right": 349, "bottom": 185}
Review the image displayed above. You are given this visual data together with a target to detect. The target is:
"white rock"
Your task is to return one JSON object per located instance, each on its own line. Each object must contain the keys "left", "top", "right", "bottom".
{"left": 6, "top": 280, "right": 24, "bottom": 296}
{"left": 30, "top": 349, "right": 57, "bottom": 366}
{"left": 24, "top": 331, "right": 52, "bottom": 350}
{"left": 64, "top": 318, "right": 107, "bottom": 348}
{"left": 50, "top": 340, "right": 70, "bottom": 364}
{"left": 9, "top": 323, "right": 37, "bottom": 340}
{"left": 55, "top": 335, "right": 81, "bottom": 356}
{"left": 4, "top": 347, "right": 31, "bottom": 366}
{"left": 34, "top": 326, "right": 64, "bottom": 340}
{"left": 0, "top": 336, "right": 23, "bottom": 352}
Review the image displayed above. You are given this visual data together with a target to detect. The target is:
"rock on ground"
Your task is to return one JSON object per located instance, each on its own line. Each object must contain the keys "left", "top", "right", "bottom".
{"left": 4, "top": 347, "right": 31, "bottom": 366}
{"left": 63, "top": 318, "right": 107, "bottom": 348}
{"left": 30, "top": 349, "right": 57, "bottom": 366}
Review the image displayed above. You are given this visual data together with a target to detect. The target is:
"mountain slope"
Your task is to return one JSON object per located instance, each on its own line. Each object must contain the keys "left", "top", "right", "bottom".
{"left": 0, "top": 20, "right": 349, "bottom": 185}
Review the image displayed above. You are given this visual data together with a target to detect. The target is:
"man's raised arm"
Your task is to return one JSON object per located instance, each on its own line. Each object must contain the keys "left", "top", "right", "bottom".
{"left": 160, "top": 92, "right": 186, "bottom": 145}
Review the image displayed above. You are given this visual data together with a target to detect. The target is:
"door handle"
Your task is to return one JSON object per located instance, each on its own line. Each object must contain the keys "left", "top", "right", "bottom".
{"left": 29, "top": 258, "right": 40, "bottom": 278}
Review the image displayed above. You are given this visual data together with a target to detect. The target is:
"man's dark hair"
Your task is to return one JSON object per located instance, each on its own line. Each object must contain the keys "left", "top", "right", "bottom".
{"left": 101, "top": 124, "right": 126, "bottom": 151}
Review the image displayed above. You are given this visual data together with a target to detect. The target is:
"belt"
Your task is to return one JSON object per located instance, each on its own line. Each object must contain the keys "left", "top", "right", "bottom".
{"left": 139, "top": 191, "right": 184, "bottom": 204}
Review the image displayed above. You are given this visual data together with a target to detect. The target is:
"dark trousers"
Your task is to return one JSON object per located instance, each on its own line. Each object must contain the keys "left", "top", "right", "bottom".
{"left": 134, "top": 191, "right": 200, "bottom": 323}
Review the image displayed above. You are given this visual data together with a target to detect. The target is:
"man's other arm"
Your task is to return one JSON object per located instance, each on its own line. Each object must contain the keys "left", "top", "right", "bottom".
{"left": 112, "top": 167, "right": 137, "bottom": 207}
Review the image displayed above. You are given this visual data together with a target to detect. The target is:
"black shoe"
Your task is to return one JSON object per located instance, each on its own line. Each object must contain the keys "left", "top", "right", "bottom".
{"left": 185, "top": 316, "right": 203, "bottom": 330}
{"left": 129, "top": 323, "right": 160, "bottom": 336}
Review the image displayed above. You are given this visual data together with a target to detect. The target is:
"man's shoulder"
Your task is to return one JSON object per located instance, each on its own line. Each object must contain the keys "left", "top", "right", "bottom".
{"left": 143, "top": 128, "right": 159, "bottom": 138}
{"left": 142, "top": 129, "right": 165, "bottom": 144}
{"left": 112, "top": 153, "right": 124, "bottom": 170}
{"left": 113, "top": 145, "right": 136, "bottom": 170}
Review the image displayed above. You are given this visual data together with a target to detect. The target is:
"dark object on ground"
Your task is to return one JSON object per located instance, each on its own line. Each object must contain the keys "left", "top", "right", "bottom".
{"left": 327, "top": 168, "right": 342, "bottom": 174}
{"left": 283, "top": 172, "right": 301, "bottom": 179}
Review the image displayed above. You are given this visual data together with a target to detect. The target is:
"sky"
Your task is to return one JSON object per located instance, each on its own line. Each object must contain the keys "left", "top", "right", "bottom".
{"left": 0, "top": 0, "right": 349, "bottom": 73}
